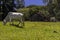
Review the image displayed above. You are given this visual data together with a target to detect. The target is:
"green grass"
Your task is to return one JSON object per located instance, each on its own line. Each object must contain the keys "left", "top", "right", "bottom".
{"left": 0, "top": 21, "right": 60, "bottom": 40}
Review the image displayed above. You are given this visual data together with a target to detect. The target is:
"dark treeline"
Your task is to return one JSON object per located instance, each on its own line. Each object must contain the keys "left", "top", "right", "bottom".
{"left": 0, "top": 0, "right": 24, "bottom": 20}
{"left": 0, "top": 0, "right": 60, "bottom": 21}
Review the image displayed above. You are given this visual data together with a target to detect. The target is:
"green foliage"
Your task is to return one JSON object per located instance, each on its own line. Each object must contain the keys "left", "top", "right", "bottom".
{"left": 43, "top": 0, "right": 60, "bottom": 21}
{"left": 41, "top": 10, "right": 50, "bottom": 17}
{"left": 55, "top": 10, "right": 60, "bottom": 20}
{"left": 17, "top": 8, "right": 30, "bottom": 20}
{"left": 17, "top": 5, "right": 50, "bottom": 21}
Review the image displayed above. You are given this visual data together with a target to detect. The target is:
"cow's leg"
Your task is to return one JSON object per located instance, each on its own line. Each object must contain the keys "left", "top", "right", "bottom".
{"left": 22, "top": 16, "right": 24, "bottom": 27}
{"left": 20, "top": 16, "right": 24, "bottom": 27}
{"left": 18, "top": 17, "right": 24, "bottom": 28}
{"left": 9, "top": 17, "right": 12, "bottom": 25}
{"left": 18, "top": 19, "right": 21, "bottom": 27}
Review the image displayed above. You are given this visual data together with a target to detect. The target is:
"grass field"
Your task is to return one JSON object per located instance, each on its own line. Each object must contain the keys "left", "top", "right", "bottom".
{"left": 0, "top": 21, "right": 60, "bottom": 40}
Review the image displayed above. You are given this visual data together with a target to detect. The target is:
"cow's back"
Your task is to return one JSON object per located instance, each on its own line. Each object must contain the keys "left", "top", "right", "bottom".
{"left": 8, "top": 12, "right": 23, "bottom": 19}
{"left": 9, "top": 12, "right": 23, "bottom": 16}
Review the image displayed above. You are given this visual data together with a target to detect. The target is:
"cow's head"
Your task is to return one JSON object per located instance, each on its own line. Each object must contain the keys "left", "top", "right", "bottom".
{"left": 3, "top": 19, "right": 7, "bottom": 25}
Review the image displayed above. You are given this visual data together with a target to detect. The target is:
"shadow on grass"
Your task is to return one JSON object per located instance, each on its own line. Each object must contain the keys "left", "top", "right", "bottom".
{"left": 10, "top": 24, "right": 23, "bottom": 28}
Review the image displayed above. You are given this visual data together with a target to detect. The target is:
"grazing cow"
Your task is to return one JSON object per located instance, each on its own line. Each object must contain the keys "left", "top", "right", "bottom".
{"left": 3, "top": 12, "right": 24, "bottom": 27}
{"left": 50, "top": 17, "right": 56, "bottom": 22}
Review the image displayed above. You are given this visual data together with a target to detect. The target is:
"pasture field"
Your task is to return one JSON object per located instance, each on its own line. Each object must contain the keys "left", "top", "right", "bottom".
{"left": 0, "top": 21, "right": 60, "bottom": 40}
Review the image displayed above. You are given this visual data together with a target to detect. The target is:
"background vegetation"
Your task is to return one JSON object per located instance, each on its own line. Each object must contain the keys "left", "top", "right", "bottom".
{"left": 0, "top": 0, "right": 60, "bottom": 21}
{"left": 17, "top": 5, "right": 50, "bottom": 21}
{"left": 17, "top": 0, "right": 60, "bottom": 21}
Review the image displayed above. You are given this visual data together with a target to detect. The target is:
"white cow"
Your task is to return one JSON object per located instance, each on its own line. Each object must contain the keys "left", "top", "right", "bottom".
{"left": 3, "top": 12, "right": 24, "bottom": 27}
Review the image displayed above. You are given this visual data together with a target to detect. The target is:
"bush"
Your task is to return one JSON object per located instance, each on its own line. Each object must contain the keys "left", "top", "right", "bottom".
{"left": 17, "top": 8, "right": 30, "bottom": 20}
{"left": 56, "top": 10, "right": 60, "bottom": 21}
{"left": 17, "top": 6, "right": 50, "bottom": 21}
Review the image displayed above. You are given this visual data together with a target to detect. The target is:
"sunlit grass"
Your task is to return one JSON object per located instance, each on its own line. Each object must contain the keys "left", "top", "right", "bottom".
{"left": 0, "top": 21, "right": 60, "bottom": 40}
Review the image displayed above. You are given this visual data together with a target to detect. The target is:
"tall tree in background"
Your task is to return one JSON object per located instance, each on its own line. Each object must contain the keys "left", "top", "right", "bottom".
{"left": 43, "top": 0, "right": 60, "bottom": 16}
{"left": 0, "top": 0, "right": 25, "bottom": 20}
{"left": 43, "top": 0, "right": 60, "bottom": 21}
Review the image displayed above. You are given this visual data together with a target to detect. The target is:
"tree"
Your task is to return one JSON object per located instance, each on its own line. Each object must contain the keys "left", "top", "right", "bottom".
{"left": 0, "top": 0, "right": 25, "bottom": 20}
{"left": 43, "top": 0, "right": 60, "bottom": 21}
